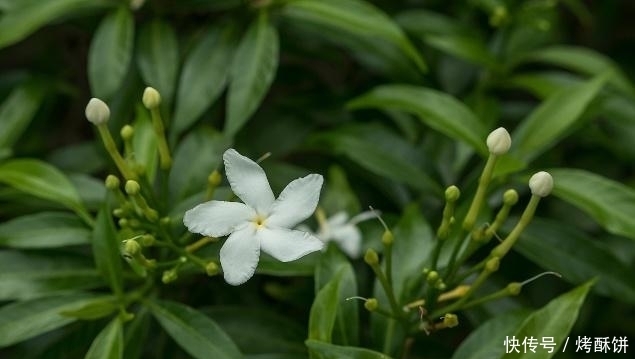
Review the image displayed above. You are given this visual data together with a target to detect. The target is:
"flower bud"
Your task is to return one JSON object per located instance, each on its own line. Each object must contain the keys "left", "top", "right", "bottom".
{"left": 120, "top": 125, "right": 134, "bottom": 141}
{"left": 381, "top": 230, "right": 394, "bottom": 246}
{"left": 105, "top": 175, "right": 120, "bottom": 190}
{"left": 529, "top": 171, "right": 553, "bottom": 197}
{"left": 125, "top": 180, "right": 140, "bottom": 195}
{"left": 364, "top": 248, "right": 379, "bottom": 266}
{"left": 85, "top": 98, "right": 110, "bottom": 125}
{"left": 442, "top": 313, "right": 459, "bottom": 328}
{"left": 507, "top": 282, "right": 522, "bottom": 296}
{"left": 208, "top": 170, "right": 222, "bottom": 186}
{"left": 486, "top": 127, "right": 511, "bottom": 155}
{"left": 206, "top": 262, "right": 220, "bottom": 276}
{"left": 485, "top": 256, "right": 500, "bottom": 273}
{"left": 162, "top": 269, "right": 178, "bottom": 284}
{"left": 426, "top": 270, "right": 439, "bottom": 283}
{"left": 364, "top": 298, "right": 378, "bottom": 311}
{"left": 123, "top": 239, "right": 141, "bottom": 257}
{"left": 503, "top": 189, "right": 519, "bottom": 205}
{"left": 142, "top": 87, "right": 161, "bottom": 109}
{"left": 445, "top": 185, "right": 460, "bottom": 202}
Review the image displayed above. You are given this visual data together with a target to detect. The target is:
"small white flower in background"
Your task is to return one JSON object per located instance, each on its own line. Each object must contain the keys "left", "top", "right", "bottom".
{"left": 183, "top": 149, "right": 324, "bottom": 285}
{"left": 305, "top": 209, "right": 376, "bottom": 258}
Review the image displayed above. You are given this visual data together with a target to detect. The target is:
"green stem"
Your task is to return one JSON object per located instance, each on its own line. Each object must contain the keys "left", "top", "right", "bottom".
{"left": 97, "top": 124, "right": 137, "bottom": 180}
{"left": 370, "top": 262, "right": 401, "bottom": 319}
{"left": 150, "top": 108, "right": 172, "bottom": 170}
{"left": 462, "top": 154, "right": 497, "bottom": 231}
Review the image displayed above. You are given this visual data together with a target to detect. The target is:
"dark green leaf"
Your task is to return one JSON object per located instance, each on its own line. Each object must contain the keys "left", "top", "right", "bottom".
{"left": 84, "top": 317, "right": 123, "bottom": 359}
{"left": 61, "top": 295, "right": 118, "bottom": 320}
{"left": 516, "top": 217, "right": 635, "bottom": 303}
{"left": 0, "top": 250, "right": 102, "bottom": 300}
{"left": 69, "top": 174, "right": 106, "bottom": 211}
{"left": 92, "top": 204, "right": 123, "bottom": 297}
{"left": 137, "top": 19, "right": 179, "bottom": 106}
{"left": 173, "top": 24, "right": 237, "bottom": 135}
{"left": 0, "top": 211, "right": 90, "bottom": 248}
{"left": 0, "top": 159, "right": 87, "bottom": 216}
{"left": 348, "top": 84, "right": 488, "bottom": 155}
{"left": 0, "top": 81, "right": 46, "bottom": 149}
{"left": 0, "top": 0, "right": 110, "bottom": 49}
{"left": 512, "top": 75, "right": 606, "bottom": 162}
{"left": 88, "top": 6, "right": 134, "bottom": 100}
{"left": 225, "top": 12, "right": 278, "bottom": 137}
{"left": 506, "top": 281, "right": 594, "bottom": 359}
{"left": 321, "top": 166, "right": 361, "bottom": 215}
{"left": 131, "top": 104, "right": 158, "bottom": 180}
{"left": 0, "top": 294, "right": 96, "bottom": 347}
{"left": 308, "top": 268, "right": 345, "bottom": 343}
{"left": 283, "top": 0, "right": 426, "bottom": 73}
{"left": 257, "top": 252, "right": 317, "bottom": 276}
{"left": 168, "top": 128, "right": 229, "bottom": 203}
{"left": 149, "top": 300, "right": 242, "bottom": 359}
{"left": 305, "top": 339, "right": 392, "bottom": 359}
{"left": 549, "top": 168, "right": 635, "bottom": 240}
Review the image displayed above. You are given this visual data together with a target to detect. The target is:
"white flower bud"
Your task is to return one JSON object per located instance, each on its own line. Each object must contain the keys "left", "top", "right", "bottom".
{"left": 486, "top": 127, "right": 511, "bottom": 155}
{"left": 85, "top": 98, "right": 110, "bottom": 125}
{"left": 529, "top": 171, "right": 553, "bottom": 197}
{"left": 142, "top": 87, "right": 161, "bottom": 109}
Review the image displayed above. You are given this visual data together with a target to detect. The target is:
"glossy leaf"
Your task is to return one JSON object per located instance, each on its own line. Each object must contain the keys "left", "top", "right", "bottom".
{"left": 61, "top": 295, "right": 119, "bottom": 320}
{"left": 315, "top": 246, "right": 359, "bottom": 346}
{"left": 512, "top": 75, "right": 606, "bottom": 162}
{"left": 519, "top": 45, "right": 635, "bottom": 96}
{"left": 348, "top": 84, "right": 488, "bottom": 155}
{"left": 168, "top": 128, "right": 229, "bottom": 203}
{"left": 0, "top": 294, "right": 95, "bottom": 347}
{"left": 516, "top": 217, "right": 635, "bottom": 303}
{"left": 0, "top": 0, "right": 109, "bottom": 49}
{"left": 0, "top": 81, "right": 46, "bottom": 150}
{"left": 92, "top": 204, "right": 123, "bottom": 297}
{"left": 283, "top": 0, "right": 426, "bottom": 73}
{"left": 505, "top": 281, "right": 594, "bottom": 359}
{"left": 137, "top": 19, "right": 179, "bottom": 106}
{"left": 305, "top": 340, "right": 392, "bottom": 359}
{"left": 308, "top": 268, "right": 345, "bottom": 343}
{"left": 0, "top": 159, "right": 86, "bottom": 214}
{"left": 149, "top": 300, "right": 242, "bottom": 359}
{"left": 0, "top": 212, "right": 90, "bottom": 248}
{"left": 84, "top": 317, "right": 123, "bottom": 359}
{"left": 225, "top": 12, "right": 278, "bottom": 137}
{"left": 173, "top": 24, "right": 237, "bottom": 135}
{"left": 131, "top": 105, "right": 158, "bottom": 180}
{"left": 88, "top": 6, "right": 134, "bottom": 100}
{"left": 452, "top": 310, "right": 531, "bottom": 359}
{"left": 0, "top": 250, "right": 102, "bottom": 300}
{"left": 549, "top": 168, "right": 635, "bottom": 240}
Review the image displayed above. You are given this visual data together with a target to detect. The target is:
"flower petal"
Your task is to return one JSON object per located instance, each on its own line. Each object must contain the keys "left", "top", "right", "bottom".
{"left": 183, "top": 201, "right": 254, "bottom": 237}
{"left": 259, "top": 227, "right": 324, "bottom": 262}
{"left": 224, "top": 149, "right": 275, "bottom": 213}
{"left": 220, "top": 224, "right": 260, "bottom": 285}
{"left": 330, "top": 224, "right": 362, "bottom": 258}
{"left": 267, "top": 174, "right": 323, "bottom": 228}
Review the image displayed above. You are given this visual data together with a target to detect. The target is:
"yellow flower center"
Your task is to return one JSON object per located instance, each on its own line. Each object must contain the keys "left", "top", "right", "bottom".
{"left": 252, "top": 214, "right": 266, "bottom": 228}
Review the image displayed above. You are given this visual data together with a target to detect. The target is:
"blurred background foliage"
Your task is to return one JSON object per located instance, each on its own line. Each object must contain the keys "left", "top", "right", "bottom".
{"left": 1, "top": 0, "right": 634, "bottom": 358}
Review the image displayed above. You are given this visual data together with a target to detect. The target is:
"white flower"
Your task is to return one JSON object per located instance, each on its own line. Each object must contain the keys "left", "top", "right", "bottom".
{"left": 183, "top": 149, "right": 324, "bottom": 285}
{"left": 312, "top": 210, "right": 375, "bottom": 258}
{"left": 85, "top": 98, "right": 110, "bottom": 125}
{"left": 529, "top": 171, "right": 553, "bottom": 197}
{"left": 486, "top": 127, "right": 511, "bottom": 155}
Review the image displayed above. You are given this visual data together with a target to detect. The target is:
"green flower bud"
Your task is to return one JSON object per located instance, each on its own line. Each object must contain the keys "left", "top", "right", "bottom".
{"left": 445, "top": 185, "right": 461, "bottom": 202}
{"left": 120, "top": 125, "right": 134, "bottom": 141}
{"left": 206, "top": 262, "right": 220, "bottom": 276}
{"left": 105, "top": 175, "right": 120, "bottom": 190}
{"left": 123, "top": 239, "right": 141, "bottom": 256}
{"left": 503, "top": 189, "right": 519, "bottom": 205}
{"left": 507, "top": 282, "right": 522, "bottom": 296}
{"left": 141, "top": 234, "right": 155, "bottom": 246}
{"left": 364, "top": 298, "right": 378, "bottom": 311}
{"left": 85, "top": 98, "right": 110, "bottom": 125}
{"left": 486, "top": 127, "right": 511, "bottom": 155}
{"left": 381, "top": 230, "right": 394, "bottom": 246}
{"left": 125, "top": 180, "right": 140, "bottom": 195}
{"left": 208, "top": 170, "right": 222, "bottom": 186}
{"left": 485, "top": 257, "right": 500, "bottom": 273}
{"left": 442, "top": 313, "right": 459, "bottom": 328}
{"left": 162, "top": 269, "right": 178, "bottom": 284}
{"left": 142, "top": 87, "right": 161, "bottom": 109}
{"left": 426, "top": 270, "right": 439, "bottom": 283}
{"left": 529, "top": 171, "right": 553, "bottom": 197}
{"left": 364, "top": 248, "right": 379, "bottom": 266}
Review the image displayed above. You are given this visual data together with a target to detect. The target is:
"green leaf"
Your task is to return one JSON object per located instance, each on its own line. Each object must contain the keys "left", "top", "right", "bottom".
{"left": 315, "top": 246, "right": 359, "bottom": 346}
{"left": 88, "top": 6, "right": 134, "bottom": 100}
{"left": 257, "top": 252, "right": 318, "bottom": 276}
{"left": 172, "top": 24, "right": 237, "bottom": 135}
{"left": 0, "top": 212, "right": 90, "bottom": 248}
{"left": 131, "top": 105, "right": 159, "bottom": 180}
{"left": 283, "top": 0, "right": 426, "bottom": 73}
{"left": 512, "top": 75, "right": 606, "bottom": 162}
{"left": 225, "top": 12, "right": 278, "bottom": 137}
{"left": 149, "top": 300, "right": 242, "bottom": 359}
{"left": 0, "top": 294, "right": 95, "bottom": 347}
{"left": 0, "top": 81, "right": 46, "bottom": 150}
{"left": 308, "top": 131, "right": 441, "bottom": 194}
{"left": 519, "top": 45, "right": 635, "bottom": 96}
{"left": 0, "top": 159, "right": 86, "bottom": 215}
{"left": 0, "top": 0, "right": 110, "bottom": 49}
{"left": 348, "top": 84, "right": 488, "bottom": 155}
{"left": 308, "top": 268, "right": 345, "bottom": 343}
{"left": 505, "top": 281, "right": 595, "bottom": 359}
{"left": 321, "top": 166, "right": 361, "bottom": 215}
{"left": 516, "top": 217, "right": 635, "bottom": 303}
{"left": 61, "top": 295, "right": 119, "bottom": 320}
{"left": 0, "top": 250, "right": 102, "bottom": 300}
{"left": 452, "top": 310, "right": 531, "bottom": 359}
{"left": 92, "top": 204, "right": 123, "bottom": 297}
{"left": 136, "top": 19, "right": 179, "bottom": 106}
{"left": 305, "top": 339, "right": 392, "bottom": 359}
{"left": 85, "top": 317, "right": 123, "bottom": 359}
{"left": 168, "top": 128, "right": 229, "bottom": 203}
{"left": 549, "top": 168, "right": 635, "bottom": 240}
